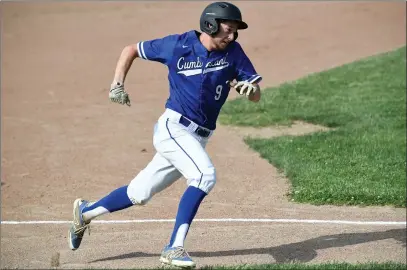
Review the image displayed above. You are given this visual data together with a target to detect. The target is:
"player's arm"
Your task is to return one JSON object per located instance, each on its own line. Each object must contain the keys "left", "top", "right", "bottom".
{"left": 109, "top": 34, "right": 178, "bottom": 107}
{"left": 232, "top": 43, "right": 263, "bottom": 103}
{"left": 112, "top": 44, "right": 140, "bottom": 85}
{"left": 108, "top": 44, "right": 140, "bottom": 107}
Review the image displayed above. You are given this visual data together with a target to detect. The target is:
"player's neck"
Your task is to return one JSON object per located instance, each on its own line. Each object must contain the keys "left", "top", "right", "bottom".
{"left": 199, "top": 33, "right": 216, "bottom": 52}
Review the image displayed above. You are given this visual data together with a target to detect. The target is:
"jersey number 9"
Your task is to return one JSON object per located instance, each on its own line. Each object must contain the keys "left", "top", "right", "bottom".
{"left": 214, "top": 85, "right": 223, "bottom": 101}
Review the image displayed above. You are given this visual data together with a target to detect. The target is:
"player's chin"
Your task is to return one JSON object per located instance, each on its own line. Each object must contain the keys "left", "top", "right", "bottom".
{"left": 217, "top": 41, "right": 230, "bottom": 50}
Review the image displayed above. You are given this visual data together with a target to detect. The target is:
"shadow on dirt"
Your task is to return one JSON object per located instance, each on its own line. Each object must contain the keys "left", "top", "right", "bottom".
{"left": 91, "top": 228, "right": 406, "bottom": 263}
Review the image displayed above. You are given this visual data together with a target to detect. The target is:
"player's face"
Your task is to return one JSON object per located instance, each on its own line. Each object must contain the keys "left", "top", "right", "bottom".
{"left": 212, "top": 21, "right": 238, "bottom": 50}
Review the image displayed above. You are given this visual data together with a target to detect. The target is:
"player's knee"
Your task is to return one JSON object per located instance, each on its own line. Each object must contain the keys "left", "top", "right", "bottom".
{"left": 187, "top": 166, "right": 216, "bottom": 194}
{"left": 127, "top": 177, "right": 152, "bottom": 206}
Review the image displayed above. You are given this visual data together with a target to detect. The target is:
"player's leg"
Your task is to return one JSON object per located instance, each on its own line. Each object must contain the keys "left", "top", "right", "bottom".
{"left": 68, "top": 152, "right": 182, "bottom": 250}
{"left": 82, "top": 152, "right": 182, "bottom": 219}
{"left": 126, "top": 152, "right": 183, "bottom": 205}
{"left": 68, "top": 192, "right": 132, "bottom": 251}
{"left": 155, "top": 115, "right": 216, "bottom": 267}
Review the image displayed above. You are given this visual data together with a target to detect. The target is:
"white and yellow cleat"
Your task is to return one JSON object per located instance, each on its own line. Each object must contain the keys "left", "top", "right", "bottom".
{"left": 68, "top": 198, "right": 91, "bottom": 250}
{"left": 159, "top": 245, "right": 196, "bottom": 268}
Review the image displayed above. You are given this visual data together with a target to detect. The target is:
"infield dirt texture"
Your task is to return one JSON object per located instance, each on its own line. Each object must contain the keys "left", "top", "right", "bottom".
{"left": 1, "top": 1, "right": 406, "bottom": 269}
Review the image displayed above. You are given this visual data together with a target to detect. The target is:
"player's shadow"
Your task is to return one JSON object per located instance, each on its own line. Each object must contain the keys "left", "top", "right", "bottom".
{"left": 90, "top": 228, "right": 406, "bottom": 263}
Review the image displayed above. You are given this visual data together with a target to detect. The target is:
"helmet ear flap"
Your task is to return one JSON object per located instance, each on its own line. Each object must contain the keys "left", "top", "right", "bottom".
{"left": 205, "top": 21, "right": 214, "bottom": 30}
{"left": 233, "top": 31, "right": 238, "bottom": 41}
{"left": 202, "top": 17, "right": 219, "bottom": 35}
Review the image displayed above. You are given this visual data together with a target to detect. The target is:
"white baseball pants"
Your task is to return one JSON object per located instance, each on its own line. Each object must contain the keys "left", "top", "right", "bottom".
{"left": 127, "top": 109, "right": 216, "bottom": 205}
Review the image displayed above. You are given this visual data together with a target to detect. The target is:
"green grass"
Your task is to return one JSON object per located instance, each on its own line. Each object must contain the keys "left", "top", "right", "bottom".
{"left": 220, "top": 46, "right": 406, "bottom": 207}
{"left": 200, "top": 262, "right": 406, "bottom": 269}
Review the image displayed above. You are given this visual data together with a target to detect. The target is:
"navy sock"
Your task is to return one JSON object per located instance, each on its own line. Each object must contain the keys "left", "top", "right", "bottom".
{"left": 169, "top": 186, "right": 207, "bottom": 247}
{"left": 83, "top": 185, "right": 133, "bottom": 213}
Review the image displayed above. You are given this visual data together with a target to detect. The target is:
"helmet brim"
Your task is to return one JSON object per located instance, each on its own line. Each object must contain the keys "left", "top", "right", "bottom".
{"left": 217, "top": 18, "right": 248, "bottom": 30}
{"left": 237, "top": 21, "right": 248, "bottom": 30}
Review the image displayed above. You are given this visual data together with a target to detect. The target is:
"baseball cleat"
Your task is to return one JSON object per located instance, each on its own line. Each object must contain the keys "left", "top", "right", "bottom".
{"left": 68, "top": 198, "right": 91, "bottom": 250}
{"left": 159, "top": 245, "right": 196, "bottom": 268}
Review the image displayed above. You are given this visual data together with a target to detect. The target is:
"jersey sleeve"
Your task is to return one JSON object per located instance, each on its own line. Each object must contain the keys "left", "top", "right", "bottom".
{"left": 137, "top": 34, "right": 179, "bottom": 66}
{"left": 233, "top": 43, "right": 262, "bottom": 84}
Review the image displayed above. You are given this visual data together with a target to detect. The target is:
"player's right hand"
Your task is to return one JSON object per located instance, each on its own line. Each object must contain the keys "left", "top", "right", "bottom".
{"left": 227, "top": 80, "right": 258, "bottom": 96}
{"left": 233, "top": 81, "right": 258, "bottom": 96}
{"left": 109, "top": 82, "right": 131, "bottom": 106}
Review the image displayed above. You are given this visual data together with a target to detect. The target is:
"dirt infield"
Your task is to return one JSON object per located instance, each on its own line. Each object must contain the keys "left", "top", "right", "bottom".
{"left": 1, "top": 1, "right": 406, "bottom": 269}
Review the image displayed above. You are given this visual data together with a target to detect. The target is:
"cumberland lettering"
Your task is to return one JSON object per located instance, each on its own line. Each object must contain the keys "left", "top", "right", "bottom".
{"left": 177, "top": 54, "right": 229, "bottom": 76}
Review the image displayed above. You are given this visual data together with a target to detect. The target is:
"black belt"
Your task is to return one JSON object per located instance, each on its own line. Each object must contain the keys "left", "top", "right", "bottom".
{"left": 179, "top": 116, "right": 211, "bottom": 138}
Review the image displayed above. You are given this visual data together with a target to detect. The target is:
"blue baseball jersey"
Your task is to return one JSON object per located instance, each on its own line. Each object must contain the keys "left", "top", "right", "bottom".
{"left": 137, "top": 30, "right": 262, "bottom": 130}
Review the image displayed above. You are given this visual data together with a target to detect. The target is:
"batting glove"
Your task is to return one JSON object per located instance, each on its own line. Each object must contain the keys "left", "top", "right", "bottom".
{"left": 109, "top": 82, "right": 131, "bottom": 106}
{"left": 234, "top": 81, "right": 258, "bottom": 96}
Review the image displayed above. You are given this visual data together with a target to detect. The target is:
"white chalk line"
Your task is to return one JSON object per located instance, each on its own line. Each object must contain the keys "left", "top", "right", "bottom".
{"left": 1, "top": 218, "right": 405, "bottom": 226}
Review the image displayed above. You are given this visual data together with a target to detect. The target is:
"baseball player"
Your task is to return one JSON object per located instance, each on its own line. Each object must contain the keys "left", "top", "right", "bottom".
{"left": 68, "top": 2, "right": 262, "bottom": 268}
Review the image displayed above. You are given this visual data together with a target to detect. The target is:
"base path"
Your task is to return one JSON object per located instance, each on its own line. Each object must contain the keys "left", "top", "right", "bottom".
{"left": 1, "top": 1, "right": 406, "bottom": 269}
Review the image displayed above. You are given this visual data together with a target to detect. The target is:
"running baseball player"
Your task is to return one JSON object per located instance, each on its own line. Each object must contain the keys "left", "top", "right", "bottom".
{"left": 68, "top": 2, "right": 262, "bottom": 268}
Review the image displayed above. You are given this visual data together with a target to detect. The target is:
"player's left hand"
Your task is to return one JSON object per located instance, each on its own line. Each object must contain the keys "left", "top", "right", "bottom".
{"left": 109, "top": 82, "right": 131, "bottom": 106}
{"left": 232, "top": 81, "right": 259, "bottom": 96}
